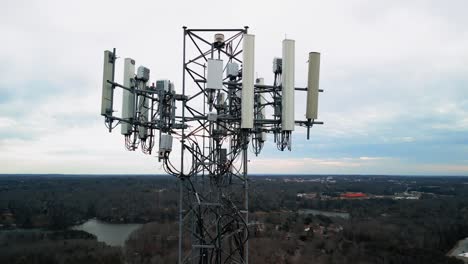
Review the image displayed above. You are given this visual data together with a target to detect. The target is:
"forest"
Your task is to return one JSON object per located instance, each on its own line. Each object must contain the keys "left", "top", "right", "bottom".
{"left": 1, "top": 174, "right": 468, "bottom": 263}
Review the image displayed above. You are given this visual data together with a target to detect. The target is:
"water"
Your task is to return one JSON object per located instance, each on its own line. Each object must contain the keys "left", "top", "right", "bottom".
{"left": 448, "top": 237, "right": 468, "bottom": 260}
{"left": 298, "top": 209, "right": 350, "bottom": 219}
{"left": 71, "top": 219, "right": 142, "bottom": 247}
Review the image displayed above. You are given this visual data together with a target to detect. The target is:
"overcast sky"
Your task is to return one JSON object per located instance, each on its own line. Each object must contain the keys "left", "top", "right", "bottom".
{"left": 0, "top": 0, "right": 467, "bottom": 175}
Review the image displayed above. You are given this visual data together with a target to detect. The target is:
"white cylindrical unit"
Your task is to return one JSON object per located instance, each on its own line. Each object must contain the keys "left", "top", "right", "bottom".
{"left": 121, "top": 58, "right": 136, "bottom": 135}
{"left": 256, "top": 78, "right": 267, "bottom": 141}
{"left": 281, "top": 39, "right": 295, "bottom": 131}
{"left": 241, "top": 34, "right": 255, "bottom": 129}
{"left": 306, "top": 52, "right": 320, "bottom": 120}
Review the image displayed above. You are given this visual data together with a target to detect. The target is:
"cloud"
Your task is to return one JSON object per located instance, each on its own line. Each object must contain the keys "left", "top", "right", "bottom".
{"left": 359, "top": 157, "right": 386, "bottom": 161}
{"left": 0, "top": 0, "right": 467, "bottom": 175}
{"left": 250, "top": 156, "right": 468, "bottom": 176}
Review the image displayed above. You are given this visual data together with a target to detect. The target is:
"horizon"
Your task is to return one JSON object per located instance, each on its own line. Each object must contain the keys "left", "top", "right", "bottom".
{"left": 1, "top": 173, "right": 467, "bottom": 178}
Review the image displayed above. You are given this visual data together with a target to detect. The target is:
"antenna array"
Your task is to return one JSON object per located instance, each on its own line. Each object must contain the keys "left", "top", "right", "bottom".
{"left": 100, "top": 27, "right": 323, "bottom": 264}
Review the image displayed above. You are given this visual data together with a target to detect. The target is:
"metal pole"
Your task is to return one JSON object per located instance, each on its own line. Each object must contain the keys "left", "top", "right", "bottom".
{"left": 243, "top": 135, "right": 249, "bottom": 264}
{"left": 179, "top": 26, "right": 187, "bottom": 264}
{"left": 242, "top": 33, "right": 249, "bottom": 262}
{"left": 178, "top": 178, "right": 184, "bottom": 263}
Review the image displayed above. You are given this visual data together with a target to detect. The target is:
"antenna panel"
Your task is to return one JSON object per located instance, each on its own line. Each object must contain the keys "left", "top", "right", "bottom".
{"left": 156, "top": 79, "right": 170, "bottom": 92}
{"left": 281, "top": 39, "right": 295, "bottom": 131}
{"left": 138, "top": 80, "right": 150, "bottom": 139}
{"left": 257, "top": 77, "right": 267, "bottom": 142}
{"left": 206, "top": 59, "right": 223, "bottom": 90}
{"left": 226, "top": 62, "right": 239, "bottom": 78}
{"left": 306, "top": 52, "right": 320, "bottom": 120}
{"left": 101, "top": 50, "right": 114, "bottom": 116}
{"left": 273, "top": 57, "right": 282, "bottom": 74}
{"left": 121, "top": 58, "right": 135, "bottom": 135}
{"left": 137, "top": 66, "right": 150, "bottom": 82}
{"left": 159, "top": 134, "right": 173, "bottom": 159}
{"left": 241, "top": 34, "right": 255, "bottom": 129}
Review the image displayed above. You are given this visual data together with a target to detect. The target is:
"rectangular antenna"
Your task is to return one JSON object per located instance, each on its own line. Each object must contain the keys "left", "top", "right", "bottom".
{"left": 257, "top": 77, "right": 267, "bottom": 142}
{"left": 206, "top": 59, "right": 223, "bottom": 89}
{"left": 281, "top": 39, "right": 295, "bottom": 131}
{"left": 138, "top": 79, "right": 150, "bottom": 139}
{"left": 241, "top": 34, "right": 255, "bottom": 129}
{"left": 101, "top": 50, "right": 114, "bottom": 116}
{"left": 156, "top": 79, "right": 170, "bottom": 92}
{"left": 306, "top": 52, "right": 320, "bottom": 120}
{"left": 121, "top": 58, "right": 136, "bottom": 135}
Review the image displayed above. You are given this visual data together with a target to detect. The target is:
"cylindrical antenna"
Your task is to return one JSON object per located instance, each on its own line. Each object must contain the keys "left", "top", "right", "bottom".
{"left": 121, "top": 58, "right": 136, "bottom": 135}
{"left": 241, "top": 34, "right": 255, "bottom": 129}
{"left": 306, "top": 52, "right": 320, "bottom": 120}
{"left": 281, "top": 39, "right": 295, "bottom": 131}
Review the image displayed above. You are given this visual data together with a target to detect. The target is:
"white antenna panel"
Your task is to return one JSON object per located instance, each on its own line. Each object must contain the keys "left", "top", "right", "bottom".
{"left": 306, "top": 52, "right": 320, "bottom": 120}
{"left": 156, "top": 79, "right": 170, "bottom": 92}
{"left": 138, "top": 81, "right": 149, "bottom": 139}
{"left": 241, "top": 34, "right": 255, "bottom": 129}
{"left": 137, "top": 66, "right": 150, "bottom": 82}
{"left": 226, "top": 62, "right": 239, "bottom": 78}
{"left": 121, "top": 58, "right": 135, "bottom": 135}
{"left": 101, "top": 50, "right": 114, "bottom": 116}
{"left": 207, "top": 59, "right": 223, "bottom": 90}
{"left": 256, "top": 78, "right": 267, "bottom": 142}
{"left": 281, "top": 39, "right": 295, "bottom": 131}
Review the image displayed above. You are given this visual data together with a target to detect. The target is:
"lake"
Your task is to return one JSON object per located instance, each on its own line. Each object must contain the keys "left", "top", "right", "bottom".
{"left": 71, "top": 219, "right": 142, "bottom": 247}
{"left": 448, "top": 237, "right": 468, "bottom": 262}
{"left": 298, "top": 209, "right": 350, "bottom": 219}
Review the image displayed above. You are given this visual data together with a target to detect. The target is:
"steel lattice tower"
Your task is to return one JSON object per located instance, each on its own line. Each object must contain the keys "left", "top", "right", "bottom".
{"left": 178, "top": 27, "right": 251, "bottom": 264}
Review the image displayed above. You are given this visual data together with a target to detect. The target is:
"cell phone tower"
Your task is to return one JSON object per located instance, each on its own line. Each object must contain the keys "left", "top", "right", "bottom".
{"left": 100, "top": 26, "right": 323, "bottom": 264}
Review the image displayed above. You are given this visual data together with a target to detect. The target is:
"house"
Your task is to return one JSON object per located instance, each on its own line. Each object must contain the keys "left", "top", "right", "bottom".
{"left": 341, "top": 192, "right": 367, "bottom": 199}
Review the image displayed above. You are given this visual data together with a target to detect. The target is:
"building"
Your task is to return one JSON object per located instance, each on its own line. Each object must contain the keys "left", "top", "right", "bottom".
{"left": 341, "top": 192, "right": 367, "bottom": 199}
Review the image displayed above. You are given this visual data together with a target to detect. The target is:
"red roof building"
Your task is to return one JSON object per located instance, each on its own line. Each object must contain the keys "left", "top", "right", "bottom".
{"left": 341, "top": 192, "right": 367, "bottom": 199}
